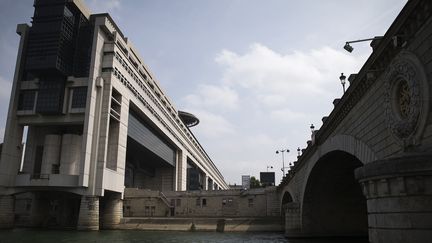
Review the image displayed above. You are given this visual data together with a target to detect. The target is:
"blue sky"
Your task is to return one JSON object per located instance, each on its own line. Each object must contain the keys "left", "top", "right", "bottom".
{"left": 0, "top": 0, "right": 407, "bottom": 185}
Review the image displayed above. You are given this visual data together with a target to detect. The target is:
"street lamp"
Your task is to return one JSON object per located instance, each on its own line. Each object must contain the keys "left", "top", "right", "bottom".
{"left": 343, "top": 36, "right": 383, "bottom": 53}
{"left": 339, "top": 73, "right": 346, "bottom": 93}
{"left": 267, "top": 165, "right": 273, "bottom": 172}
{"left": 276, "top": 149, "right": 289, "bottom": 177}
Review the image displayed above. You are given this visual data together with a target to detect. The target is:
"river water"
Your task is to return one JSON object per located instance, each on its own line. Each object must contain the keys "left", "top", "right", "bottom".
{"left": 0, "top": 229, "right": 369, "bottom": 243}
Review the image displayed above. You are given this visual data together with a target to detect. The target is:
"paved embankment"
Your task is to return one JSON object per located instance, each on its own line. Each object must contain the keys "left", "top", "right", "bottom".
{"left": 118, "top": 217, "right": 284, "bottom": 232}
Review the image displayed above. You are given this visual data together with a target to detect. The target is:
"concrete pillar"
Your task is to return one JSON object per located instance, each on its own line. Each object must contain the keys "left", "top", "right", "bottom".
{"left": 102, "top": 194, "right": 123, "bottom": 229}
{"left": 60, "top": 134, "right": 81, "bottom": 175}
{"left": 0, "top": 24, "right": 29, "bottom": 186}
{"left": 29, "top": 193, "right": 47, "bottom": 227}
{"left": 355, "top": 154, "right": 432, "bottom": 243}
{"left": 176, "top": 150, "right": 187, "bottom": 191}
{"left": 41, "top": 134, "right": 61, "bottom": 175}
{"left": 0, "top": 195, "right": 14, "bottom": 228}
{"left": 203, "top": 175, "right": 208, "bottom": 190}
{"left": 77, "top": 196, "right": 99, "bottom": 230}
{"left": 208, "top": 178, "right": 213, "bottom": 191}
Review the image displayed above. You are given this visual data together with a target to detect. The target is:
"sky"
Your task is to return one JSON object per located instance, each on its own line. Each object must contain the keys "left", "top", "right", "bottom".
{"left": 0, "top": 0, "right": 407, "bottom": 185}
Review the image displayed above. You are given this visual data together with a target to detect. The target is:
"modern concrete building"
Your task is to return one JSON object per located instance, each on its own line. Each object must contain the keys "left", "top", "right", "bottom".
{"left": 0, "top": 0, "right": 228, "bottom": 230}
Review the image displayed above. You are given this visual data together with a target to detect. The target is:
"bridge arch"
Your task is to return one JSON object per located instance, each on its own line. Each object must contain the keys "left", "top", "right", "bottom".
{"left": 301, "top": 150, "right": 368, "bottom": 237}
{"left": 280, "top": 190, "right": 294, "bottom": 216}
{"left": 299, "top": 134, "right": 377, "bottom": 208}
{"left": 317, "top": 134, "right": 377, "bottom": 164}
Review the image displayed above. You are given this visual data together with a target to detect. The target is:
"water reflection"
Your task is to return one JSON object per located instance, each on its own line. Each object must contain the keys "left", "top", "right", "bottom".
{"left": 1, "top": 229, "right": 368, "bottom": 243}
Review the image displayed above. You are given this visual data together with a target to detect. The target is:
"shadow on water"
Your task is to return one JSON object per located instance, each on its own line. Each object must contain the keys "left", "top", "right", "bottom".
{"left": 0, "top": 229, "right": 368, "bottom": 243}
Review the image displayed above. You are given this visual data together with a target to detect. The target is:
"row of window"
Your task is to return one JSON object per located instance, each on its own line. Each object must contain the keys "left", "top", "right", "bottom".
{"left": 17, "top": 86, "right": 87, "bottom": 112}
{"left": 169, "top": 198, "right": 254, "bottom": 208}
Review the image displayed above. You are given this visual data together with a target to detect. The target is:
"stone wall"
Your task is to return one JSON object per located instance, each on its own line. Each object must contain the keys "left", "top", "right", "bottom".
{"left": 123, "top": 187, "right": 280, "bottom": 218}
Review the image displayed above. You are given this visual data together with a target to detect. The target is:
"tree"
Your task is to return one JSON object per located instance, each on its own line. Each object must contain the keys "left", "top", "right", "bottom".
{"left": 250, "top": 176, "right": 261, "bottom": 188}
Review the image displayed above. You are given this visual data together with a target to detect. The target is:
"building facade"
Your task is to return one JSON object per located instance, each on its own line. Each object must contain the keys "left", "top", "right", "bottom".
{"left": 0, "top": 0, "right": 228, "bottom": 230}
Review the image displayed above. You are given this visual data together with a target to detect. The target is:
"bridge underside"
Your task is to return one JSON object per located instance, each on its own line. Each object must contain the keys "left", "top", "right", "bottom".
{"left": 301, "top": 151, "right": 368, "bottom": 237}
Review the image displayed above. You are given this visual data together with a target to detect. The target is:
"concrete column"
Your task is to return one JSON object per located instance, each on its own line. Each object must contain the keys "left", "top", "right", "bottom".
{"left": 102, "top": 194, "right": 123, "bottom": 229}
{"left": 29, "top": 193, "right": 47, "bottom": 227}
{"left": 60, "top": 134, "right": 81, "bottom": 175}
{"left": 176, "top": 150, "right": 187, "bottom": 191}
{"left": 355, "top": 154, "right": 432, "bottom": 243}
{"left": 41, "top": 134, "right": 61, "bottom": 175}
{"left": 77, "top": 196, "right": 99, "bottom": 230}
{"left": 0, "top": 195, "right": 14, "bottom": 228}
{"left": 208, "top": 178, "right": 213, "bottom": 191}
{"left": 0, "top": 24, "right": 28, "bottom": 186}
{"left": 203, "top": 175, "right": 208, "bottom": 190}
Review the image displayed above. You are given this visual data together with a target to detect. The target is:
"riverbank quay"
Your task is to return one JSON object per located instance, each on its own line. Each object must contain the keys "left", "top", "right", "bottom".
{"left": 118, "top": 217, "right": 284, "bottom": 232}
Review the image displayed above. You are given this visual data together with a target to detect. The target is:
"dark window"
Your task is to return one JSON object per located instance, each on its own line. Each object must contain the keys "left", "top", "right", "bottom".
{"left": 36, "top": 79, "right": 65, "bottom": 114}
{"left": 202, "top": 199, "right": 207, "bottom": 207}
{"left": 71, "top": 87, "right": 87, "bottom": 109}
{"left": 102, "top": 67, "right": 113, "bottom": 72}
{"left": 18, "top": 90, "right": 36, "bottom": 111}
{"left": 176, "top": 199, "right": 181, "bottom": 207}
{"left": 33, "top": 145, "right": 43, "bottom": 176}
{"left": 248, "top": 198, "right": 254, "bottom": 207}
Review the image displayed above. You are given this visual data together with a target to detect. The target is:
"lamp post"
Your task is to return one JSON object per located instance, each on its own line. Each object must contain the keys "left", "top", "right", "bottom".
{"left": 343, "top": 36, "right": 383, "bottom": 53}
{"left": 339, "top": 73, "right": 346, "bottom": 93}
{"left": 276, "top": 149, "right": 289, "bottom": 177}
{"left": 267, "top": 165, "right": 273, "bottom": 172}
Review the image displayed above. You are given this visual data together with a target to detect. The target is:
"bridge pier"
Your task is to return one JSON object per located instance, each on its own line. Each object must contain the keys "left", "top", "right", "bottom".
{"left": 284, "top": 202, "right": 301, "bottom": 235}
{"left": 355, "top": 153, "right": 432, "bottom": 243}
{"left": 0, "top": 195, "right": 14, "bottom": 229}
{"left": 77, "top": 196, "right": 99, "bottom": 230}
{"left": 101, "top": 193, "right": 123, "bottom": 229}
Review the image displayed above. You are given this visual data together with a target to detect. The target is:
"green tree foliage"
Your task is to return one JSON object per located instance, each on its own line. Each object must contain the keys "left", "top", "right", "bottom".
{"left": 250, "top": 176, "right": 261, "bottom": 188}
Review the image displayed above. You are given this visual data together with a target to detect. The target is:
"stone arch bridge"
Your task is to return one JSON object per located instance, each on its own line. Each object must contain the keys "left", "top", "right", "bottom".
{"left": 278, "top": 1, "right": 432, "bottom": 242}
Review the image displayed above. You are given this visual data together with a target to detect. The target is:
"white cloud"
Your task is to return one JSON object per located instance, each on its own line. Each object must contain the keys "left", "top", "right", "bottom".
{"left": 270, "top": 109, "right": 307, "bottom": 123}
{"left": 257, "top": 94, "right": 287, "bottom": 108}
{"left": 188, "top": 109, "right": 236, "bottom": 139}
{"left": 182, "top": 43, "right": 367, "bottom": 184}
{"left": 215, "top": 43, "right": 363, "bottom": 99}
{"left": 183, "top": 84, "right": 239, "bottom": 111}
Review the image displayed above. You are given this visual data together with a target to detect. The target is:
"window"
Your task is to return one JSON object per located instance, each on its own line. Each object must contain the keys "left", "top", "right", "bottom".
{"left": 202, "top": 199, "right": 207, "bottom": 207}
{"left": 151, "top": 206, "right": 155, "bottom": 216}
{"left": 71, "top": 87, "right": 87, "bottom": 109}
{"left": 196, "top": 198, "right": 201, "bottom": 207}
{"left": 18, "top": 90, "right": 36, "bottom": 111}
{"left": 248, "top": 198, "right": 254, "bottom": 207}
{"left": 176, "top": 199, "right": 181, "bottom": 207}
{"left": 102, "top": 67, "right": 113, "bottom": 72}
